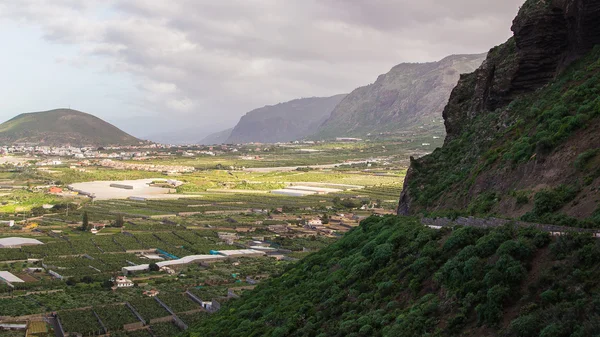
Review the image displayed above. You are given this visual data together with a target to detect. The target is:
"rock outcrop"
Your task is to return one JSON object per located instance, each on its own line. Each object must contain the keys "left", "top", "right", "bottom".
{"left": 443, "top": 0, "right": 600, "bottom": 143}
{"left": 399, "top": 0, "right": 600, "bottom": 218}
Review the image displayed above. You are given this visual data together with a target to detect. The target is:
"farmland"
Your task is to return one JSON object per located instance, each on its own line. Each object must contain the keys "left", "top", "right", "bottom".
{"left": 0, "top": 140, "right": 416, "bottom": 335}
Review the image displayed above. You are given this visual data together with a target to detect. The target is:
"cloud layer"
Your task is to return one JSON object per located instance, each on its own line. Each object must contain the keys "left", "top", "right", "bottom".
{"left": 0, "top": 0, "right": 524, "bottom": 137}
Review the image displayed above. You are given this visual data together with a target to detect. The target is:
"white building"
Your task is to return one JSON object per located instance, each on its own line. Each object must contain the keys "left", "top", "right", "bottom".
{"left": 307, "top": 219, "right": 323, "bottom": 227}
{"left": 113, "top": 276, "right": 134, "bottom": 288}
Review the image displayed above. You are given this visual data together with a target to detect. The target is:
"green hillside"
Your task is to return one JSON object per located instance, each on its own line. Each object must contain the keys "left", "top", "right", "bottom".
{"left": 399, "top": 0, "right": 600, "bottom": 225}
{"left": 0, "top": 109, "right": 142, "bottom": 146}
{"left": 185, "top": 216, "right": 600, "bottom": 336}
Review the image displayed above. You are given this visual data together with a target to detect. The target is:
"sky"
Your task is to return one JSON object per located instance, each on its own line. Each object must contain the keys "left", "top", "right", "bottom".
{"left": 0, "top": 0, "right": 524, "bottom": 142}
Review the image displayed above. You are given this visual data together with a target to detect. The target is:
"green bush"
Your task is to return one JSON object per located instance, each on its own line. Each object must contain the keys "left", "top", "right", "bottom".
{"left": 531, "top": 185, "right": 580, "bottom": 215}
{"left": 574, "top": 149, "right": 599, "bottom": 171}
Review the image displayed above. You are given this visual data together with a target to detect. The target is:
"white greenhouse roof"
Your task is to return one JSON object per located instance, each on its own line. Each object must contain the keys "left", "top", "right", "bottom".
{"left": 216, "top": 249, "right": 265, "bottom": 257}
{"left": 122, "top": 254, "right": 226, "bottom": 272}
{"left": 0, "top": 237, "right": 44, "bottom": 247}
{"left": 0, "top": 271, "right": 25, "bottom": 283}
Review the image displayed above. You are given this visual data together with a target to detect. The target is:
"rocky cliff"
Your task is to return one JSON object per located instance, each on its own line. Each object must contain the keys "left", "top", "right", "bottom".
{"left": 226, "top": 95, "right": 346, "bottom": 144}
{"left": 399, "top": 0, "right": 600, "bottom": 226}
{"left": 312, "top": 54, "right": 485, "bottom": 139}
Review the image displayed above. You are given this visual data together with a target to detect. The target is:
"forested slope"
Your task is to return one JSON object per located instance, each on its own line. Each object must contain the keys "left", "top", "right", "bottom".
{"left": 185, "top": 216, "right": 600, "bottom": 336}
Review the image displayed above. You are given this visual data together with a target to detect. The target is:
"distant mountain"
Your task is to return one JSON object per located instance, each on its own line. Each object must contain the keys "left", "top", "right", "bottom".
{"left": 200, "top": 128, "right": 233, "bottom": 145}
{"left": 226, "top": 95, "right": 346, "bottom": 144}
{"left": 312, "top": 54, "right": 486, "bottom": 139}
{"left": 0, "top": 109, "right": 142, "bottom": 147}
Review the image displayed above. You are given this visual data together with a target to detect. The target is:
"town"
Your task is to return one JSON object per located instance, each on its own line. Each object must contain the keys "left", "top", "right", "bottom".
{"left": 0, "top": 139, "right": 405, "bottom": 336}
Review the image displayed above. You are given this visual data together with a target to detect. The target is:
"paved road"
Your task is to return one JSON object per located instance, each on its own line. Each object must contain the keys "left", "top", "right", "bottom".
{"left": 243, "top": 159, "right": 376, "bottom": 173}
{"left": 422, "top": 216, "right": 600, "bottom": 236}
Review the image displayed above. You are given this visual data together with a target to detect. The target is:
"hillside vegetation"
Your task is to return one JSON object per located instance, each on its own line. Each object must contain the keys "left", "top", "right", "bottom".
{"left": 0, "top": 109, "right": 142, "bottom": 146}
{"left": 399, "top": 0, "right": 600, "bottom": 225}
{"left": 185, "top": 216, "right": 600, "bottom": 336}
{"left": 402, "top": 45, "right": 600, "bottom": 226}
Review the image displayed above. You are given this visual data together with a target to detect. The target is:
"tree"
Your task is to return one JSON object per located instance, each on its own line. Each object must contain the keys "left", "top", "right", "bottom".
{"left": 81, "top": 212, "right": 89, "bottom": 231}
{"left": 149, "top": 263, "right": 160, "bottom": 272}
{"left": 114, "top": 214, "right": 124, "bottom": 228}
{"left": 322, "top": 214, "right": 330, "bottom": 224}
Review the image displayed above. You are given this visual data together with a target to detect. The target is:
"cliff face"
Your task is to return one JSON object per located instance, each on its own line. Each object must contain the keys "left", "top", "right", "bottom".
{"left": 445, "top": 0, "right": 600, "bottom": 143}
{"left": 226, "top": 95, "right": 346, "bottom": 144}
{"left": 312, "top": 54, "right": 485, "bottom": 139}
{"left": 399, "top": 0, "right": 600, "bottom": 224}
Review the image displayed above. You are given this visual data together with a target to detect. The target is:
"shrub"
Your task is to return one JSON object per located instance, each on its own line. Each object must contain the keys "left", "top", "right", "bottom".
{"left": 574, "top": 149, "right": 599, "bottom": 171}
{"left": 531, "top": 185, "right": 580, "bottom": 215}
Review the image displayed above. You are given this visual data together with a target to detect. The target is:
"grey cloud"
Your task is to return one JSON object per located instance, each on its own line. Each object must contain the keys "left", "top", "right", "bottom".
{"left": 0, "top": 0, "right": 524, "bottom": 138}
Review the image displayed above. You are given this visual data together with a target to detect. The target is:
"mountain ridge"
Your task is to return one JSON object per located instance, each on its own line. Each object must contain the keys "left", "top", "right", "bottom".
{"left": 311, "top": 53, "right": 486, "bottom": 139}
{"left": 200, "top": 128, "right": 233, "bottom": 145}
{"left": 226, "top": 95, "right": 346, "bottom": 144}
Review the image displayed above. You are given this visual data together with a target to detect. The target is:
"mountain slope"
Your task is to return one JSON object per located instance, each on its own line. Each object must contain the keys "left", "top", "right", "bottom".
{"left": 399, "top": 0, "right": 600, "bottom": 226}
{"left": 185, "top": 215, "right": 600, "bottom": 336}
{"left": 199, "top": 128, "right": 233, "bottom": 145}
{"left": 312, "top": 54, "right": 485, "bottom": 139}
{"left": 226, "top": 95, "right": 346, "bottom": 144}
{"left": 0, "top": 109, "right": 142, "bottom": 146}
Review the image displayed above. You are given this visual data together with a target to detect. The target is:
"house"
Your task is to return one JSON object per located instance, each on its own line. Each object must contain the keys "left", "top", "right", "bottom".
{"left": 48, "top": 186, "right": 62, "bottom": 194}
{"left": 113, "top": 276, "right": 134, "bottom": 288}
{"left": 218, "top": 232, "right": 239, "bottom": 244}
{"left": 267, "top": 224, "right": 290, "bottom": 234}
{"left": 143, "top": 289, "right": 160, "bottom": 297}
{"left": 307, "top": 219, "right": 323, "bottom": 227}
{"left": 200, "top": 301, "right": 213, "bottom": 311}
{"left": 90, "top": 223, "right": 106, "bottom": 234}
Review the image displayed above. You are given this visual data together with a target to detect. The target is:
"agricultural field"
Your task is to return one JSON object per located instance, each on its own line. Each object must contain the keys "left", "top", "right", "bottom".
{"left": 95, "top": 304, "right": 140, "bottom": 331}
{"left": 150, "top": 321, "right": 183, "bottom": 336}
{"left": 58, "top": 309, "right": 104, "bottom": 335}
{"left": 0, "top": 140, "right": 414, "bottom": 335}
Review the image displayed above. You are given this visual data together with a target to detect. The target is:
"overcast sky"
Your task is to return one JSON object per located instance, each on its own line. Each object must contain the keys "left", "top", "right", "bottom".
{"left": 0, "top": 0, "right": 524, "bottom": 141}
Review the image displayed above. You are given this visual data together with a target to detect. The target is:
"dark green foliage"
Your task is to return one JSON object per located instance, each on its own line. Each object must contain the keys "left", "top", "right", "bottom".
{"left": 515, "top": 191, "right": 530, "bottom": 206}
{"left": 521, "top": 185, "right": 585, "bottom": 226}
{"left": 531, "top": 185, "right": 580, "bottom": 215}
{"left": 467, "top": 192, "right": 498, "bottom": 215}
{"left": 113, "top": 214, "right": 124, "bottom": 228}
{"left": 81, "top": 211, "right": 89, "bottom": 231}
{"left": 149, "top": 263, "right": 160, "bottom": 272}
{"left": 183, "top": 216, "right": 600, "bottom": 337}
